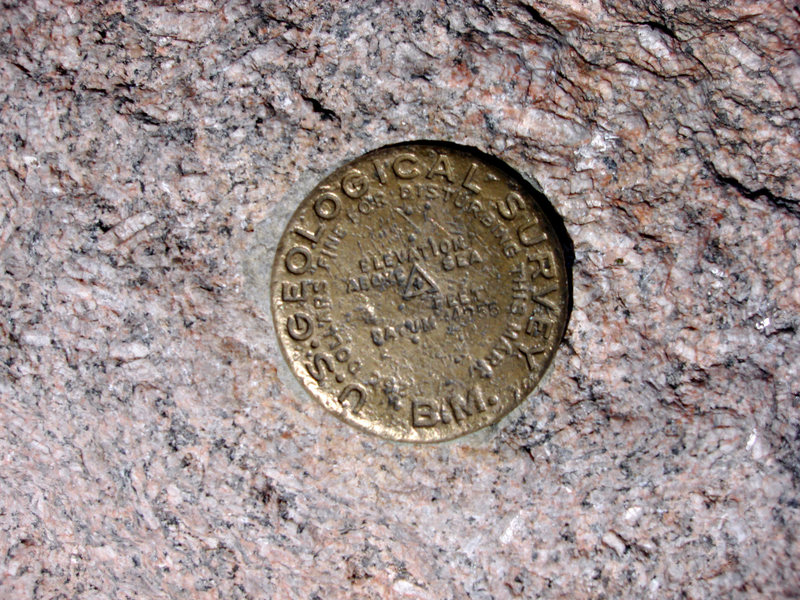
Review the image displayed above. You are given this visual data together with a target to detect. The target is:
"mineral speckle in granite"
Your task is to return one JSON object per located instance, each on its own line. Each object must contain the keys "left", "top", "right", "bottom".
{"left": 1, "top": 1, "right": 799, "bottom": 598}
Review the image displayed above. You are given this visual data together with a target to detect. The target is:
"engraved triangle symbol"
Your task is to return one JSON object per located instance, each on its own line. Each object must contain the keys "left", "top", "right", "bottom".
{"left": 401, "top": 263, "right": 438, "bottom": 299}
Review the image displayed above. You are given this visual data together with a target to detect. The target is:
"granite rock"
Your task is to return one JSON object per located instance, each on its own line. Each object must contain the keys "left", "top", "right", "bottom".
{"left": 1, "top": 1, "right": 799, "bottom": 598}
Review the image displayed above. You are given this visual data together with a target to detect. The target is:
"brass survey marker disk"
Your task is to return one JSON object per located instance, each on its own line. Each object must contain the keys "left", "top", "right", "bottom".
{"left": 271, "top": 142, "right": 568, "bottom": 442}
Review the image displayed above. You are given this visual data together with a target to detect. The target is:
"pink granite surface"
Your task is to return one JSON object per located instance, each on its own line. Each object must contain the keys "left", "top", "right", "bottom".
{"left": 1, "top": 1, "right": 799, "bottom": 598}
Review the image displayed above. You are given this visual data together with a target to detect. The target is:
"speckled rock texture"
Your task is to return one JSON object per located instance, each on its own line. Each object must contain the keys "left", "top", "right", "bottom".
{"left": 1, "top": 1, "right": 799, "bottom": 598}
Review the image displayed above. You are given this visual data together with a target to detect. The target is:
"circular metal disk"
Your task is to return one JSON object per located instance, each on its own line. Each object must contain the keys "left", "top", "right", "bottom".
{"left": 271, "top": 142, "right": 568, "bottom": 443}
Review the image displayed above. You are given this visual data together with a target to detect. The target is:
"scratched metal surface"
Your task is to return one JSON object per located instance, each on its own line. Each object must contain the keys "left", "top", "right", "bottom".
{"left": 269, "top": 142, "right": 569, "bottom": 442}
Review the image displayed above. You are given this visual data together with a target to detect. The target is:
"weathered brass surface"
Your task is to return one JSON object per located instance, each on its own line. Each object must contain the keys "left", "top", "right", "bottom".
{"left": 271, "top": 142, "right": 568, "bottom": 442}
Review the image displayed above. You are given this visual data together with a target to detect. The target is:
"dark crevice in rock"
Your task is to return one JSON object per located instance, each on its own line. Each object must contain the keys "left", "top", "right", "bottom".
{"left": 8, "top": 60, "right": 33, "bottom": 78}
{"left": 640, "top": 19, "right": 681, "bottom": 42}
{"left": 301, "top": 94, "right": 340, "bottom": 123}
{"left": 131, "top": 110, "right": 162, "bottom": 126}
{"left": 517, "top": 3, "right": 564, "bottom": 40}
{"left": 705, "top": 161, "right": 800, "bottom": 219}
